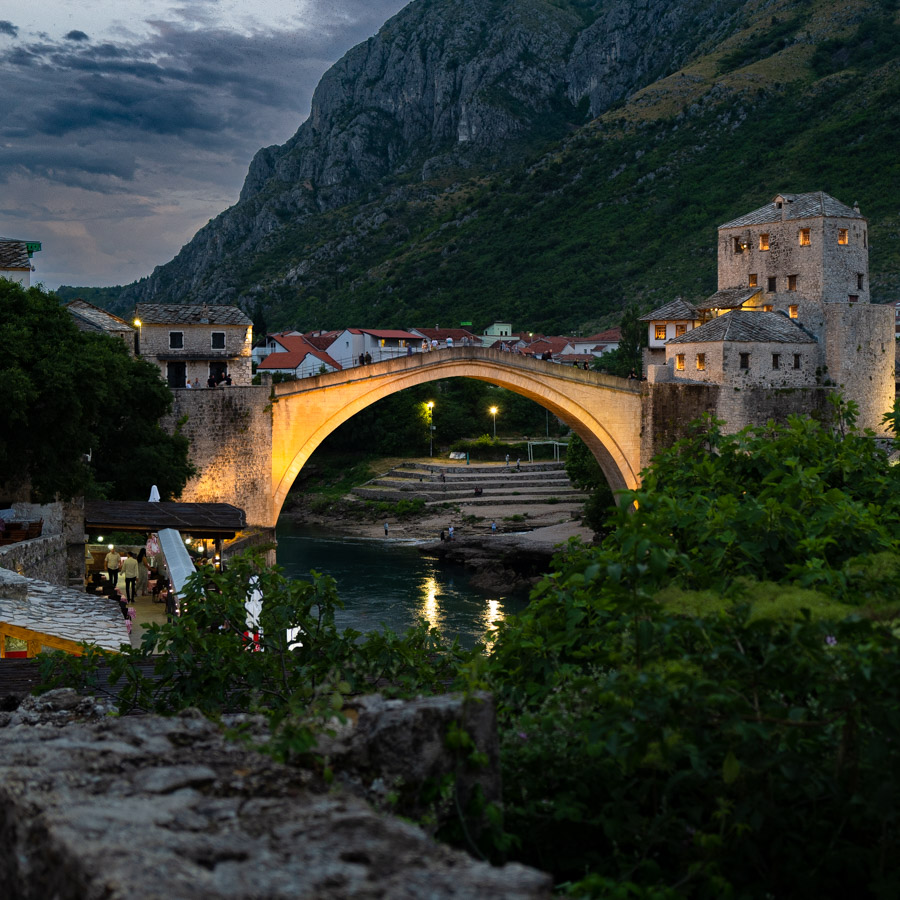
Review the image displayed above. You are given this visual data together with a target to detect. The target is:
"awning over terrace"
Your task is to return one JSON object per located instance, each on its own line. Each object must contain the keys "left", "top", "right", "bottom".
{"left": 84, "top": 501, "right": 246, "bottom": 539}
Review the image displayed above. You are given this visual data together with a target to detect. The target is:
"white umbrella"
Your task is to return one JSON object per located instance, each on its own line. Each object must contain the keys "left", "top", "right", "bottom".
{"left": 148, "top": 485, "right": 161, "bottom": 502}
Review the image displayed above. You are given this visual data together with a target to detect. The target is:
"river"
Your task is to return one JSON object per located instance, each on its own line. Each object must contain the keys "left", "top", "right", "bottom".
{"left": 275, "top": 522, "right": 528, "bottom": 648}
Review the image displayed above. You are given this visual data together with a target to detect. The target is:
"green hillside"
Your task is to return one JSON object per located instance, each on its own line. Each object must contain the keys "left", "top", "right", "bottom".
{"left": 59, "top": 0, "right": 900, "bottom": 333}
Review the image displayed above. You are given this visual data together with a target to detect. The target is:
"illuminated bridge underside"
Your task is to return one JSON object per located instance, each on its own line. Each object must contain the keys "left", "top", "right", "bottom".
{"left": 269, "top": 348, "right": 642, "bottom": 528}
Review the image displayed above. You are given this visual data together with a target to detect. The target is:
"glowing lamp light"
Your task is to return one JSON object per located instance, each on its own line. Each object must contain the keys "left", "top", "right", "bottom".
{"left": 97, "top": 535, "right": 103, "bottom": 542}
{"left": 108, "top": 543, "right": 114, "bottom": 550}
{"left": 133, "top": 318, "right": 142, "bottom": 327}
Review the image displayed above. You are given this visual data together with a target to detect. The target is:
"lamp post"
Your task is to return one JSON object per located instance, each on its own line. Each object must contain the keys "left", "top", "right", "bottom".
{"left": 427, "top": 401, "right": 435, "bottom": 457}
{"left": 133, "top": 318, "right": 142, "bottom": 356}
{"left": 489, "top": 406, "right": 498, "bottom": 440}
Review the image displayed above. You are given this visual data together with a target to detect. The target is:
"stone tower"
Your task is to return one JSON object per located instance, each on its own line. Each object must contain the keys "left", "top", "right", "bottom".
{"left": 716, "top": 192, "right": 892, "bottom": 432}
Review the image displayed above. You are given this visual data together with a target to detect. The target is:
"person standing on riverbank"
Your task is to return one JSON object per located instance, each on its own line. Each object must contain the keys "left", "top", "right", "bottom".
{"left": 384, "top": 521, "right": 389, "bottom": 537}
{"left": 448, "top": 525, "right": 454, "bottom": 540}
{"left": 491, "top": 521, "right": 497, "bottom": 535}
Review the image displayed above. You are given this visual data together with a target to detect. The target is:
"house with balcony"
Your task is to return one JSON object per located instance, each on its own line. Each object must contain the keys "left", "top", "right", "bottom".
{"left": 134, "top": 303, "right": 253, "bottom": 388}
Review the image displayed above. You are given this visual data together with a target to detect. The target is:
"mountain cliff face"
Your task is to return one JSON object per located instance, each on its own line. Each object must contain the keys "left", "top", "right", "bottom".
{"left": 84, "top": 0, "right": 900, "bottom": 334}
{"left": 115, "top": 0, "right": 743, "bottom": 310}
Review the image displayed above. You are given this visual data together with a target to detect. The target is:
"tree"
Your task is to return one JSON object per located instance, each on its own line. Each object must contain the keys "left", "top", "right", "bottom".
{"left": 591, "top": 304, "right": 645, "bottom": 377}
{"left": 0, "top": 280, "right": 194, "bottom": 500}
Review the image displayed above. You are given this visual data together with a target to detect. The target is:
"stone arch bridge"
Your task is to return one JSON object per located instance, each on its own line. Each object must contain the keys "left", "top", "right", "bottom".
{"left": 163, "top": 347, "right": 824, "bottom": 528}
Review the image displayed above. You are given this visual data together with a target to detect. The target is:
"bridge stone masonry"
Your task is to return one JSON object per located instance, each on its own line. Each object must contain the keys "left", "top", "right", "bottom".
{"left": 164, "top": 348, "right": 644, "bottom": 527}
{"left": 163, "top": 344, "right": 886, "bottom": 528}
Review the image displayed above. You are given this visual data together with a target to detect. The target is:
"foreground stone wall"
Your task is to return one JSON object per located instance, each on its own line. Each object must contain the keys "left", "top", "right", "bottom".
{"left": 162, "top": 386, "right": 274, "bottom": 526}
{"left": 0, "top": 691, "right": 550, "bottom": 900}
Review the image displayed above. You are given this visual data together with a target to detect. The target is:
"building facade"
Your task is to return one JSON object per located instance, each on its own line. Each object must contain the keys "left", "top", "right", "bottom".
{"left": 134, "top": 304, "right": 253, "bottom": 388}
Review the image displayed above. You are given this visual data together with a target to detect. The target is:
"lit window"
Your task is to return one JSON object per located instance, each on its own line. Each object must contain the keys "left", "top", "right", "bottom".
{"left": 799, "top": 228, "right": 811, "bottom": 246}
{"left": 733, "top": 237, "right": 744, "bottom": 254}
{"left": 696, "top": 353, "right": 706, "bottom": 371}
{"left": 789, "top": 305, "right": 798, "bottom": 319}
{"left": 655, "top": 324, "right": 667, "bottom": 341}
{"left": 675, "top": 354, "right": 685, "bottom": 371}
{"left": 763, "top": 305, "right": 773, "bottom": 312}
{"left": 749, "top": 273, "right": 758, "bottom": 287}
{"left": 788, "top": 275, "right": 798, "bottom": 291}
{"left": 739, "top": 352, "right": 750, "bottom": 369}
{"left": 759, "top": 233, "right": 770, "bottom": 251}
{"left": 772, "top": 353, "right": 780, "bottom": 369}
{"left": 793, "top": 354, "right": 801, "bottom": 370}
{"left": 857, "top": 273, "right": 865, "bottom": 290}
{"left": 675, "top": 324, "right": 687, "bottom": 337}
{"left": 211, "top": 332, "right": 225, "bottom": 350}
{"left": 767, "top": 276, "right": 777, "bottom": 292}
{"left": 838, "top": 229, "right": 849, "bottom": 245}
{"left": 169, "top": 331, "right": 184, "bottom": 349}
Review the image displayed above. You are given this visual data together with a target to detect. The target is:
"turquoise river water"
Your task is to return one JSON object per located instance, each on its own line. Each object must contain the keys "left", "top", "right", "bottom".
{"left": 275, "top": 522, "right": 528, "bottom": 649}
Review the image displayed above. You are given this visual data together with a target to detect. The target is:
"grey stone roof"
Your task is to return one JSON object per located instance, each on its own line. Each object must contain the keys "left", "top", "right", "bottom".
{"left": 639, "top": 298, "right": 698, "bottom": 321}
{"left": 135, "top": 303, "right": 252, "bottom": 327}
{"left": 666, "top": 311, "right": 817, "bottom": 345}
{"left": 719, "top": 192, "right": 863, "bottom": 229}
{"left": 66, "top": 299, "right": 133, "bottom": 334}
{"left": 0, "top": 577, "right": 129, "bottom": 652}
{"left": 695, "top": 287, "right": 761, "bottom": 310}
{"left": 0, "top": 240, "right": 31, "bottom": 269}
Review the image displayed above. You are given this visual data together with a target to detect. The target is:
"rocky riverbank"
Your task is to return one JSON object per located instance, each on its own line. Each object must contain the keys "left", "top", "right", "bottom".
{"left": 418, "top": 522, "right": 596, "bottom": 594}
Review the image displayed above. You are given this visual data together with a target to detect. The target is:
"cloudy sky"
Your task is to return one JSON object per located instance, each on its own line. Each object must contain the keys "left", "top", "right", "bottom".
{"left": 0, "top": 1, "right": 408, "bottom": 289}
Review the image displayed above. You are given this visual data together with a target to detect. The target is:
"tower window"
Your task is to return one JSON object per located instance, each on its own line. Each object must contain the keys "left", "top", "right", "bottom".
{"left": 787, "top": 275, "right": 798, "bottom": 291}
{"left": 739, "top": 352, "right": 750, "bottom": 369}
{"left": 838, "top": 229, "right": 849, "bottom": 245}
{"left": 749, "top": 273, "right": 758, "bottom": 287}
{"left": 655, "top": 324, "right": 666, "bottom": 340}
{"left": 799, "top": 228, "right": 810, "bottom": 246}
{"left": 857, "top": 273, "right": 865, "bottom": 290}
{"left": 675, "top": 354, "right": 685, "bottom": 371}
{"left": 767, "top": 276, "right": 777, "bottom": 292}
{"left": 793, "top": 354, "right": 801, "bottom": 370}
{"left": 772, "top": 353, "right": 780, "bottom": 369}
{"left": 759, "top": 233, "right": 770, "bottom": 251}
{"left": 696, "top": 353, "right": 706, "bottom": 371}
{"left": 789, "top": 305, "right": 798, "bottom": 319}
{"left": 849, "top": 294, "right": 859, "bottom": 304}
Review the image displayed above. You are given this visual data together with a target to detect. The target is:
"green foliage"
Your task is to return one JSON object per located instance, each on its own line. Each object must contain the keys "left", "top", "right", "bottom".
{"left": 39, "top": 553, "right": 471, "bottom": 742}
{"left": 0, "top": 281, "right": 194, "bottom": 500}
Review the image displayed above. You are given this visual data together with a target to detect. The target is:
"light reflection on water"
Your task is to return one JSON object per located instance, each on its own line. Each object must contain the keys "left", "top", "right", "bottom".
{"left": 275, "top": 523, "right": 527, "bottom": 649}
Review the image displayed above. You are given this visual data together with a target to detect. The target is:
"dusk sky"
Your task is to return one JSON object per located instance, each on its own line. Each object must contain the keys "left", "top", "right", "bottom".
{"left": 0, "top": 1, "right": 408, "bottom": 289}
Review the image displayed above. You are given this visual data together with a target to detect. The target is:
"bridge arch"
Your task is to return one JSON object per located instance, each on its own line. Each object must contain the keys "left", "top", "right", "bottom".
{"left": 268, "top": 348, "right": 642, "bottom": 528}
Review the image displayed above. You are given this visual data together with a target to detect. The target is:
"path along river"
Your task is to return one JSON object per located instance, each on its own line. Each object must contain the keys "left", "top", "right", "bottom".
{"left": 275, "top": 522, "right": 528, "bottom": 649}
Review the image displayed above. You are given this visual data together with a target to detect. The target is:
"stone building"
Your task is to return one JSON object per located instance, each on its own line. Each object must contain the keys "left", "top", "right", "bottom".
{"left": 134, "top": 303, "right": 253, "bottom": 389}
{"left": 644, "top": 192, "right": 893, "bottom": 432}
{"left": 65, "top": 299, "right": 135, "bottom": 354}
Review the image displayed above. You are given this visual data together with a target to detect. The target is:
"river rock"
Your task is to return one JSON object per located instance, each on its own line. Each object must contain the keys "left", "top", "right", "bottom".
{"left": 0, "top": 692, "right": 551, "bottom": 899}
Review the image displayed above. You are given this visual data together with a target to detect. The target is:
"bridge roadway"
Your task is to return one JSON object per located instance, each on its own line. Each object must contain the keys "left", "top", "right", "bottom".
{"left": 267, "top": 347, "right": 643, "bottom": 527}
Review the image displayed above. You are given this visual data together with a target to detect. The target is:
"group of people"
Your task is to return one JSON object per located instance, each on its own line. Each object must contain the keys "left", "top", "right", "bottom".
{"left": 357, "top": 352, "right": 374, "bottom": 366}
{"left": 184, "top": 372, "right": 233, "bottom": 388}
{"left": 104, "top": 547, "right": 151, "bottom": 603}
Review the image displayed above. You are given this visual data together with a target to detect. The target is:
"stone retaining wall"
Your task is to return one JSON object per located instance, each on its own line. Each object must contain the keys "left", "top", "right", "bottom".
{"left": 0, "top": 534, "right": 67, "bottom": 585}
{"left": 0, "top": 691, "right": 551, "bottom": 899}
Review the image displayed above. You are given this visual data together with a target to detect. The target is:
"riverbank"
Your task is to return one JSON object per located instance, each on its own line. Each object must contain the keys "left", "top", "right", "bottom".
{"left": 417, "top": 522, "right": 596, "bottom": 594}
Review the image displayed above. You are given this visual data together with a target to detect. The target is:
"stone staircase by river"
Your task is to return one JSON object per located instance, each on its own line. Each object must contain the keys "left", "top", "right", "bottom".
{"left": 351, "top": 460, "right": 588, "bottom": 523}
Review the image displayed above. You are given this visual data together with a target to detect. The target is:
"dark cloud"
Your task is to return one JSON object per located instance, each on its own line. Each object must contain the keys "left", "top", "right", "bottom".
{"left": 0, "top": 1, "right": 409, "bottom": 287}
{"left": 0, "top": 21, "right": 17, "bottom": 38}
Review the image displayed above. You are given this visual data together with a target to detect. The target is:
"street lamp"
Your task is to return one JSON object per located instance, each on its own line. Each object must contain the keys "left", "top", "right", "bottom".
{"left": 489, "top": 406, "right": 498, "bottom": 439}
{"left": 427, "top": 401, "right": 435, "bottom": 457}
{"left": 133, "top": 318, "right": 142, "bottom": 356}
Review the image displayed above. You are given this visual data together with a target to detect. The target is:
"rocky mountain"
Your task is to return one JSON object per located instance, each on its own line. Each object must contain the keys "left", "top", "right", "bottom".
{"left": 65, "top": 0, "right": 900, "bottom": 333}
